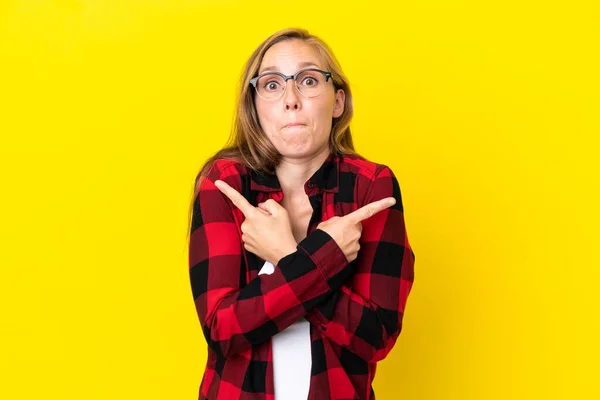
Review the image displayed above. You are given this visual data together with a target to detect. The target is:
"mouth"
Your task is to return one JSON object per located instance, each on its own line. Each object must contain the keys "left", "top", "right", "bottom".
{"left": 283, "top": 123, "right": 306, "bottom": 128}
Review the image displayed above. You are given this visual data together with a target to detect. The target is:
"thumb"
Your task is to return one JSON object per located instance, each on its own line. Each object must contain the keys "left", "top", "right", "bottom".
{"left": 257, "top": 202, "right": 271, "bottom": 215}
{"left": 260, "top": 199, "right": 283, "bottom": 216}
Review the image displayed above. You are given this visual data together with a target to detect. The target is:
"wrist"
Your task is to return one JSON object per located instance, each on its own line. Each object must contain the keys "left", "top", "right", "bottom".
{"left": 276, "top": 242, "right": 298, "bottom": 264}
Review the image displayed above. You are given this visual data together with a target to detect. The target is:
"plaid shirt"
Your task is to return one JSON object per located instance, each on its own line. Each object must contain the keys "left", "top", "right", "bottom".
{"left": 189, "top": 151, "right": 415, "bottom": 399}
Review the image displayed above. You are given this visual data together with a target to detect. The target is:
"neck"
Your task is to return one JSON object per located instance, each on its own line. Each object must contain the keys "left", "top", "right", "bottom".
{"left": 275, "top": 147, "right": 331, "bottom": 195}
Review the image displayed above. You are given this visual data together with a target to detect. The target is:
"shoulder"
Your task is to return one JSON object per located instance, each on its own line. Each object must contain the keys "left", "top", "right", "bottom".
{"left": 205, "top": 158, "right": 249, "bottom": 181}
{"left": 340, "top": 153, "right": 396, "bottom": 182}
{"left": 340, "top": 153, "right": 402, "bottom": 208}
{"left": 199, "top": 158, "right": 250, "bottom": 193}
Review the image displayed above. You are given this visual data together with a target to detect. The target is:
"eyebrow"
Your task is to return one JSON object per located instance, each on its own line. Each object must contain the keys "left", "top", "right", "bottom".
{"left": 258, "top": 61, "right": 322, "bottom": 75}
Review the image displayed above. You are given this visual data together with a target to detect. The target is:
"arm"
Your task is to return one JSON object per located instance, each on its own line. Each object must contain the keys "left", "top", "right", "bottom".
{"left": 188, "top": 162, "right": 351, "bottom": 358}
{"left": 304, "top": 165, "right": 416, "bottom": 363}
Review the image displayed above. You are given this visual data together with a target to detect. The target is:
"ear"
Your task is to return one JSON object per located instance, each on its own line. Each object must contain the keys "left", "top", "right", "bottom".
{"left": 332, "top": 88, "right": 345, "bottom": 118}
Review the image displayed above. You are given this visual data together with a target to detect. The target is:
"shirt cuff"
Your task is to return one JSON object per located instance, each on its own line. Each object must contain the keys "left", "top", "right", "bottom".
{"left": 296, "top": 228, "right": 349, "bottom": 291}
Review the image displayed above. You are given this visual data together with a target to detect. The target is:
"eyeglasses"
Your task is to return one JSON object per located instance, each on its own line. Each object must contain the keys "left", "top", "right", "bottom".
{"left": 249, "top": 68, "right": 333, "bottom": 101}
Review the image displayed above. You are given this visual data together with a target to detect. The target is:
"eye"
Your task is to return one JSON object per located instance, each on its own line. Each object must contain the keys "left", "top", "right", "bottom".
{"left": 257, "top": 73, "right": 284, "bottom": 92}
{"left": 298, "top": 72, "right": 321, "bottom": 87}
{"left": 263, "top": 80, "right": 280, "bottom": 91}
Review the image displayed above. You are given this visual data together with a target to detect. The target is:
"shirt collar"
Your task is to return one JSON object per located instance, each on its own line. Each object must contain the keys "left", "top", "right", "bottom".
{"left": 250, "top": 151, "right": 341, "bottom": 193}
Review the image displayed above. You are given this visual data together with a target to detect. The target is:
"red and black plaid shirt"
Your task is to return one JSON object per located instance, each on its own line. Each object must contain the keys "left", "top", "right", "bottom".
{"left": 189, "top": 151, "right": 415, "bottom": 399}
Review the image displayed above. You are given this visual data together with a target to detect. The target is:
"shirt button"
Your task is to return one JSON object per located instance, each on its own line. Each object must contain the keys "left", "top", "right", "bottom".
{"left": 320, "top": 325, "right": 326, "bottom": 331}
{"left": 307, "top": 182, "right": 314, "bottom": 188}
{"left": 272, "top": 192, "right": 283, "bottom": 202}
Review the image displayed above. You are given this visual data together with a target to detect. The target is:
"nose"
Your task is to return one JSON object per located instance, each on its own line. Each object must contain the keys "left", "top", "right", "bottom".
{"left": 282, "top": 77, "right": 301, "bottom": 110}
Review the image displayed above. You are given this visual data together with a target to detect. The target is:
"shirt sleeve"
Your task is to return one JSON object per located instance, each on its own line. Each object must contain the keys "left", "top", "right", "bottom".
{"left": 188, "top": 162, "right": 351, "bottom": 358}
{"left": 303, "top": 165, "right": 416, "bottom": 363}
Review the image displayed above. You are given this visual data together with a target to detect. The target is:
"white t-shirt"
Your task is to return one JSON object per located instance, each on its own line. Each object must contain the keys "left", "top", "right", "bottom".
{"left": 258, "top": 260, "right": 312, "bottom": 400}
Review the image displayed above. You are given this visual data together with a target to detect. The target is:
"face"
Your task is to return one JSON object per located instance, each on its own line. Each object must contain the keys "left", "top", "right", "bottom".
{"left": 254, "top": 39, "right": 345, "bottom": 159}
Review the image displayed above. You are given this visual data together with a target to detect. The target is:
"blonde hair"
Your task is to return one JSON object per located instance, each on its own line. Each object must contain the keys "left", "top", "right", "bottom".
{"left": 186, "top": 27, "right": 359, "bottom": 241}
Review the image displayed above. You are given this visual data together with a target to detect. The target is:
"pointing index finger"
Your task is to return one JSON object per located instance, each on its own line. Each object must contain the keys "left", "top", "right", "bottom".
{"left": 214, "top": 179, "right": 255, "bottom": 217}
{"left": 345, "top": 197, "right": 396, "bottom": 223}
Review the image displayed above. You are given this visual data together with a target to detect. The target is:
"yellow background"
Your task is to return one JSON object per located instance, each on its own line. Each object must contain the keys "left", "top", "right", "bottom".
{"left": 1, "top": 1, "right": 598, "bottom": 399}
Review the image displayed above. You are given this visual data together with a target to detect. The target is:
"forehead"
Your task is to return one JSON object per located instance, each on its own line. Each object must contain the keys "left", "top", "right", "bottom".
{"left": 259, "top": 39, "right": 323, "bottom": 74}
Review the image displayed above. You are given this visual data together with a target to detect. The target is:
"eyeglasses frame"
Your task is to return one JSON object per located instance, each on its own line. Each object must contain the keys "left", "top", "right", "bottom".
{"left": 249, "top": 68, "right": 333, "bottom": 100}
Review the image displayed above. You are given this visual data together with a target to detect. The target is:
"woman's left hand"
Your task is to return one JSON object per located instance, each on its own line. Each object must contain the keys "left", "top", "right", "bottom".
{"left": 214, "top": 180, "right": 298, "bottom": 265}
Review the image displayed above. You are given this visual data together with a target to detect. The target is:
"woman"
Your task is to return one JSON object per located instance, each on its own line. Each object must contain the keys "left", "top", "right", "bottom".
{"left": 188, "top": 28, "right": 415, "bottom": 400}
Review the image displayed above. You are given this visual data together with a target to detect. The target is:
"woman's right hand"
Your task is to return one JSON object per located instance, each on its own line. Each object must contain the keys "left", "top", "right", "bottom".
{"left": 316, "top": 197, "right": 396, "bottom": 263}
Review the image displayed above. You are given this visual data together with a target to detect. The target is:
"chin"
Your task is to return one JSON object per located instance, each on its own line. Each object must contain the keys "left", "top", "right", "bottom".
{"left": 279, "top": 142, "right": 331, "bottom": 160}
{"left": 278, "top": 145, "right": 312, "bottom": 158}
{"left": 268, "top": 127, "right": 329, "bottom": 158}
